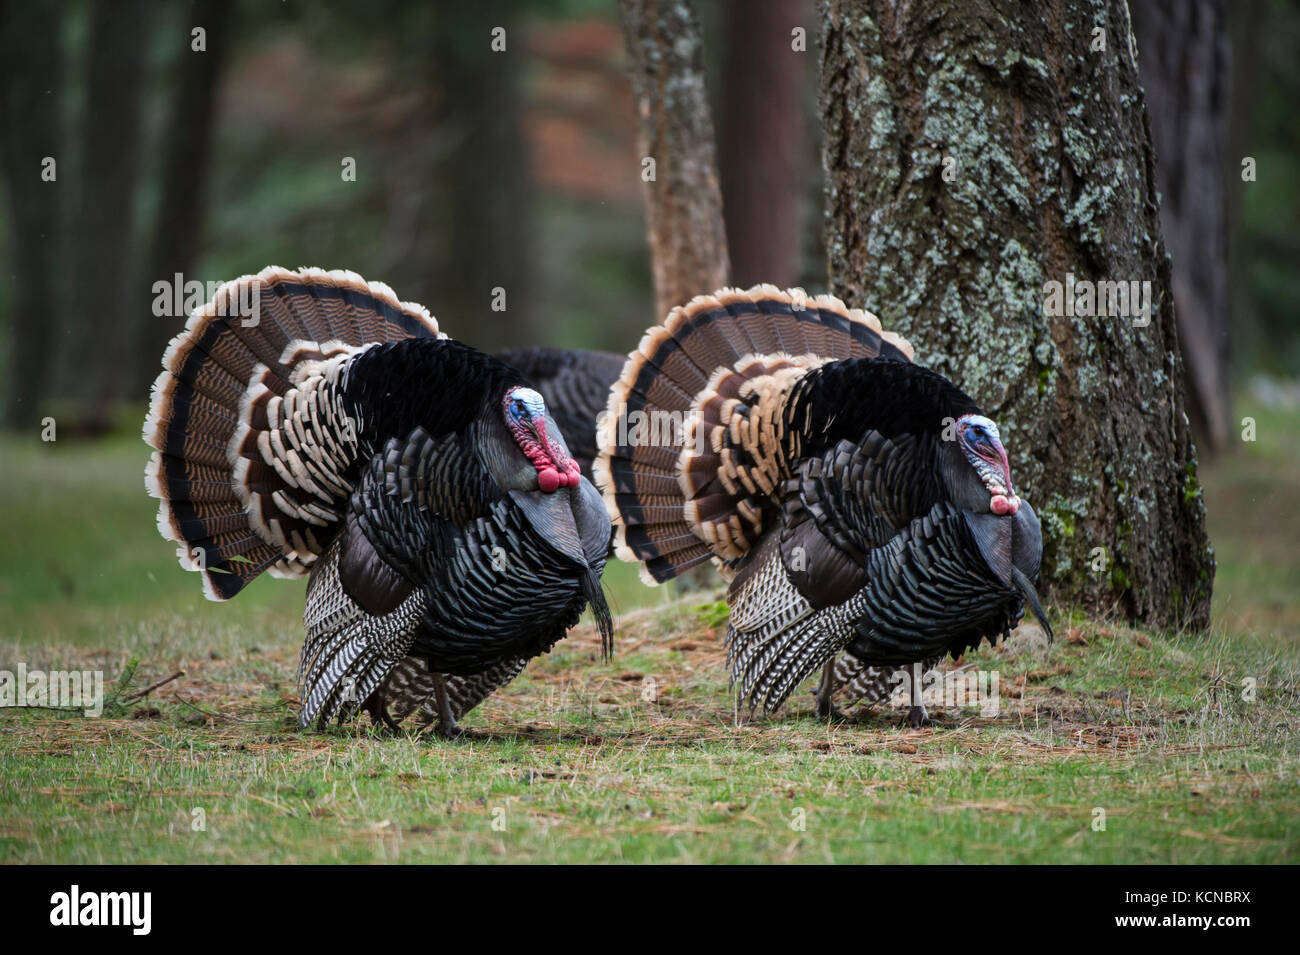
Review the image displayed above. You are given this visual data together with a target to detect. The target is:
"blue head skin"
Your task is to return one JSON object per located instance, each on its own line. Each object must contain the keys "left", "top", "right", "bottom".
{"left": 505, "top": 386, "right": 546, "bottom": 431}
{"left": 955, "top": 414, "right": 1019, "bottom": 515}
{"left": 502, "top": 386, "right": 580, "bottom": 493}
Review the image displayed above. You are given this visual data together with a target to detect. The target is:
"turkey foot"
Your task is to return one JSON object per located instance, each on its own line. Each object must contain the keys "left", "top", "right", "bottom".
{"left": 812, "top": 660, "right": 846, "bottom": 720}
{"left": 361, "top": 690, "right": 402, "bottom": 735}
{"left": 431, "top": 673, "right": 462, "bottom": 740}
{"left": 904, "top": 662, "right": 928, "bottom": 728}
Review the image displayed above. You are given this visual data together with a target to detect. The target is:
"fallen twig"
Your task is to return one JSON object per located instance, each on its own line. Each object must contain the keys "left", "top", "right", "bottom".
{"left": 124, "top": 670, "right": 185, "bottom": 702}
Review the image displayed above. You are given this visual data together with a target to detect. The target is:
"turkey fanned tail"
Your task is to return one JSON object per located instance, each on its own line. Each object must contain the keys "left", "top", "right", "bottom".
{"left": 143, "top": 266, "right": 442, "bottom": 600}
{"left": 594, "top": 285, "right": 914, "bottom": 585}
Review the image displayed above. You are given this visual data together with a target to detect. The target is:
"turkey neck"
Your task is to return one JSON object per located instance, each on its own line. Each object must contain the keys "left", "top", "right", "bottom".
{"left": 938, "top": 438, "right": 999, "bottom": 512}
{"left": 474, "top": 411, "right": 542, "bottom": 492}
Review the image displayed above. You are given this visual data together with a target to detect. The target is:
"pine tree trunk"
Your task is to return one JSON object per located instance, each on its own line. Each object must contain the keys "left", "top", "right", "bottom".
{"left": 1131, "top": 0, "right": 1232, "bottom": 455}
{"left": 1222, "top": 0, "right": 1266, "bottom": 374}
{"left": 620, "top": 0, "right": 730, "bottom": 323}
{"left": 819, "top": 0, "right": 1214, "bottom": 629}
{"left": 718, "top": 0, "right": 810, "bottom": 289}
{"left": 0, "top": 0, "right": 62, "bottom": 429}
{"left": 620, "top": 0, "right": 731, "bottom": 594}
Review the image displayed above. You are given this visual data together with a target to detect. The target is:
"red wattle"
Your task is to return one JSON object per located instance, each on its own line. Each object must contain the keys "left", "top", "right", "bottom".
{"left": 538, "top": 468, "right": 561, "bottom": 493}
{"left": 990, "top": 494, "right": 1011, "bottom": 515}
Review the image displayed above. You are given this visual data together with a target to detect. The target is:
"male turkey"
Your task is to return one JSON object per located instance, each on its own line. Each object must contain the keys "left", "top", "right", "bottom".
{"left": 594, "top": 285, "right": 1051, "bottom": 726}
{"left": 144, "top": 266, "right": 612, "bottom": 736}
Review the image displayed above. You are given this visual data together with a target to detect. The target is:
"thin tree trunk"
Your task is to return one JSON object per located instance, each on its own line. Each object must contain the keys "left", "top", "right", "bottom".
{"left": 63, "top": 0, "right": 152, "bottom": 429}
{"left": 1222, "top": 0, "right": 1266, "bottom": 378}
{"left": 820, "top": 0, "right": 1214, "bottom": 629}
{"left": 620, "top": 0, "right": 730, "bottom": 323}
{"left": 0, "top": 0, "right": 62, "bottom": 429}
{"left": 718, "top": 0, "right": 810, "bottom": 289}
{"left": 1131, "top": 0, "right": 1232, "bottom": 455}
{"left": 134, "top": 0, "right": 232, "bottom": 395}
{"left": 620, "top": 0, "right": 731, "bottom": 593}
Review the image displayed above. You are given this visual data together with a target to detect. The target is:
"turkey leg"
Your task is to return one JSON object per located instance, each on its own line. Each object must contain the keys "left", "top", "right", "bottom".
{"left": 813, "top": 659, "right": 842, "bottom": 720}
{"left": 905, "top": 661, "right": 928, "bottom": 728}
{"left": 431, "top": 672, "right": 461, "bottom": 739}
{"left": 362, "top": 688, "right": 402, "bottom": 735}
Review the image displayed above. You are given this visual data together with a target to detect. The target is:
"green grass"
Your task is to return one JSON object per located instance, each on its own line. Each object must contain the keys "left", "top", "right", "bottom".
{"left": 0, "top": 401, "right": 1296, "bottom": 863}
{"left": 1201, "top": 401, "right": 1300, "bottom": 644}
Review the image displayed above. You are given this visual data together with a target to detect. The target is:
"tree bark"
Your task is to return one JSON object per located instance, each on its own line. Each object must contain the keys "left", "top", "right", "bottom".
{"left": 133, "top": 0, "right": 233, "bottom": 396}
{"left": 1130, "top": 0, "right": 1232, "bottom": 455}
{"left": 718, "top": 0, "right": 811, "bottom": 289}
{"left": 620, "top": 0, "right": 730, "bottom": 323}
{"left": 63, "top": 0, "right": 152, "bottom": 428}
{"left": 0, "top": 0, "right": 63, "bottom": 429}
{"left": 819, "top": 0, "right": 1214, "bottom": 629}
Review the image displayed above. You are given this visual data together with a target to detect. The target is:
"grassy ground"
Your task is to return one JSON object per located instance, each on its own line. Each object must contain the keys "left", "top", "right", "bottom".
{"left": 0, "top": 401, "right": 1296, "bottom": 863}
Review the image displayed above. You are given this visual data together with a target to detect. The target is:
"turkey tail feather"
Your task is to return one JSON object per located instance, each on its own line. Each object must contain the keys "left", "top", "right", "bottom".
{"left": 144, "top": 266, "right": 441, "bottom": 600}
{"left": 595, "top": 285, "right": 913, "bottom": 584}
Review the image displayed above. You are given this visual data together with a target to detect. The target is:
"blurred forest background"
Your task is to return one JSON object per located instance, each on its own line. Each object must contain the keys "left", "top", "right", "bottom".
{"left": 2, "top": 0, "right": 1293, "bottom": 435}
{"left": 0, "top": 0, "right": 1296, "bottom": 640}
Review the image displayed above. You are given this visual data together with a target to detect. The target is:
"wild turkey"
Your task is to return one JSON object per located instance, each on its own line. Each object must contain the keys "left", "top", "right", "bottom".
{"left": 496, "top": 347, "right": 625, "bottom": 480}
{"left": 594, "top": 285, "right": 1051, "bottom": 726}
{"left": 144, "top": 266, "right": 612, "bottom": 736}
